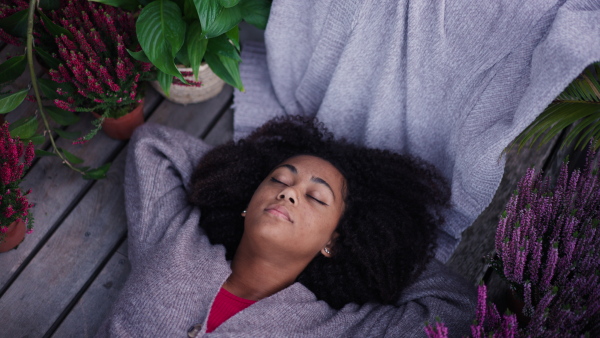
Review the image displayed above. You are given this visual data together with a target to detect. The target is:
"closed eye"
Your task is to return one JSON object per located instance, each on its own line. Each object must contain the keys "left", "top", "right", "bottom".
{"left": 308, "top": 195, "right": 328, "bottom": 206}
{"left": 270, "top": 177, "right": 288, "bottom": 185}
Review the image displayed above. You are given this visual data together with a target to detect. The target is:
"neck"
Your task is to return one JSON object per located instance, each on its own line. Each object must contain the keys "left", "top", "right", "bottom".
{"left": 224, "top": 239, "right": 308, "bottom": 301}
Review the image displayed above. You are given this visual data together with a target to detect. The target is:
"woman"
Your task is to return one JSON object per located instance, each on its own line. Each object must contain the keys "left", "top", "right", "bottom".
{"left": 98, "top": 116, "right": 475, "bottom": 337}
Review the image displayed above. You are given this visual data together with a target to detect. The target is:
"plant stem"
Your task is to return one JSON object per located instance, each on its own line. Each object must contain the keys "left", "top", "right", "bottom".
{"left": 26, "top": 0, "right": 84, "bottom": 175}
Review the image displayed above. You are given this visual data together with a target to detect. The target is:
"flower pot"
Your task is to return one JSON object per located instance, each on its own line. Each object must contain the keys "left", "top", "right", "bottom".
{"left": 151, "top": 64, "right": 225, "bottom": 105}
{"left": 0, "top": 219, "right": 26, "bottom": 253}
{"left": 94, "top": 99, "right": 145, "bottom": 140}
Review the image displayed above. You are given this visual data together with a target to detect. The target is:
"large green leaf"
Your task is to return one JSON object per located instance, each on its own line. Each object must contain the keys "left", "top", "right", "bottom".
{"left": 207, "top": 34, "right": 241, "bottom": 61}
{"left": 219, "top": 0, "right": 240, "bottom": 8}
{"left": 9, "top": 116, "right": 38, "bottom": 139}
{"left": 40, "top": 11, "right": 74, "bottom": 39}
{"left": 89, "top": 0, "right": 141, "bottom": 11}
{"left": 0, "top": 55, "right": 27, "bottom": 85}
{"left": 0, "top": 9, "right": 28, "bottom": 38}
{"left": 60, "top": 148, "right": 84, "bottom": 164}
{"left": 128, "top": 48, "right": 152, "bottom": 63}
{"left": 137, "top": 0, "right": 186, "bottom": 81}
{"left": 226, "top": 25, "right": 240, "bottom": 51}
{"left": 46, "top": 106, "right": 80, "bottom": 125}
{"left": 204, "top": 51, "right": 243, "bottom": 91}
{"left": 54, "top": 128, "right": 81, "bottom": 140}
{"left": 183, "top": 0, "right": 199, "bottom": 21}
{"left": 240, "top": 0, "right": 270, "bottom": 30}
{"left": 193, "top": 0, "right": 220, "bottom": 32}
{"left": 157, "top": 69, "right": 173, "bottom": 97}
{"left": 0, "top": 90, "right": 28, "bottom": 114}
{"left": 39, "top": 0, "right": 61, "bottom": 10}
{"left": 202, "top": 4, "right": 242, "bottom": 38}
{"left": 83, "top": 163, "right": 111, "bottom": 180}
{"left": 186, "top": 21, "right": 208, "bottom": 80}
{"left": 38, "top": 78, "right": 70, "bottom": 100}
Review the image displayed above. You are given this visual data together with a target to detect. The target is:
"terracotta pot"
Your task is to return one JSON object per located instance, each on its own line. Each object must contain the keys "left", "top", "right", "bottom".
{"left": 151, "top": 64, "right": 225, "bottom": 105}
{"left": 94, "top": 99, "right": 145, "bottom": 140}
{"left": 0, "top": 219, "right": 26, "bottom": 253}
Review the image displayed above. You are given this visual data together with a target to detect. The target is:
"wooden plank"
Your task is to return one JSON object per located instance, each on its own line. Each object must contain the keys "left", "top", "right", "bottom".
{"left": 0, "top": 86, "right": 233, "bottom": 337}
{"left": 50, "top": 87, "right": 232, "bottom": 337}
{"left": 447, "top": 138, "right": 559, "bottom": 284}
{"left": 51, "top": 242, "right": 131, "bottom": 338}
{"left": 0, "top": 88, "right": 161, "bottom": 288}
{"left": 203, "top": 108, "right": 233, "bottom": 146}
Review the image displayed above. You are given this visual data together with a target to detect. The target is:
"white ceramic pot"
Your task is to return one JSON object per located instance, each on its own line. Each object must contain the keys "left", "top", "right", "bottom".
{"left": 151, "top": 63, "right": 225, "bottom": 105}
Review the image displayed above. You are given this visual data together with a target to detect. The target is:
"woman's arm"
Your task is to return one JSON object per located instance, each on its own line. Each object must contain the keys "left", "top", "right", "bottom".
{"left": 124, "top": 123, "right": 213, "bottom": 261}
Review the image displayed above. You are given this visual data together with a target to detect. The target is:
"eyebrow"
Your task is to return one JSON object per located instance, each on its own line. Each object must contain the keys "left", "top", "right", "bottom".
{"left": 274, "top": 164, "right": 336, "bottom": 201}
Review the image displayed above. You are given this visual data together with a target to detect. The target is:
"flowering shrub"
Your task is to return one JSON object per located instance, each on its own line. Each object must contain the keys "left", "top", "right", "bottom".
{"left": 0, "top": 122, "right": 34, "bottom": 242}
{"left": 0, "top": 0, "right": 28, "bottom": 46}
{"left": 426, "top": 144, "right": 600, "bottom": 337}
{"left": 42, "top": 0, "right": 152, "bottom": 123}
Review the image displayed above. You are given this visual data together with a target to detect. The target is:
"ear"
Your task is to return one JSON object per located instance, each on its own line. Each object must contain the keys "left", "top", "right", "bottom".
{"left": 321, "top": 232, "right": 339, "bottom": 258}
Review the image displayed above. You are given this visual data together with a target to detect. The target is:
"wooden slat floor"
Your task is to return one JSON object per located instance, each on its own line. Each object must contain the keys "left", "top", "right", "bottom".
{"left": 0, "top": 61, "right": 235, "bottom": 336}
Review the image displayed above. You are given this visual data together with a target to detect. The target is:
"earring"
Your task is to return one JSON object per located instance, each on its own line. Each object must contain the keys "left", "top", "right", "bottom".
{"left": 323, "top": 247, "right": 331, "bottom": 255}
{"left": 241, "top": 210, "right": 247, "bottom": 217}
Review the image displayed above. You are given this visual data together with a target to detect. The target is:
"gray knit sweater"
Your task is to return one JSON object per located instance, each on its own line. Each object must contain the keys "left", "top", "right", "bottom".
{"left": 232, "top": 0, "right": 600, "bottom": 262}
{"left": 97, "top": 124, "right": 476, "bottom": 337}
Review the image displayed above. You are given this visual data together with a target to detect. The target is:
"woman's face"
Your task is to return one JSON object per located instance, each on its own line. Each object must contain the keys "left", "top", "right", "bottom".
{"left": 243, "top": 155, "right": 346, "bottom": 262}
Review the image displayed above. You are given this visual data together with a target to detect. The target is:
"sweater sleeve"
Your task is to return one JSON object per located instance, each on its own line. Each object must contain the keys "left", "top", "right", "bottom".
{"left": 123, "top": 123, "right": 213, "bottom": 261}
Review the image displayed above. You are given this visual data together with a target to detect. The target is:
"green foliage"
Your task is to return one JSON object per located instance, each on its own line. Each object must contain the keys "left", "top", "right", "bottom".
{"left": 96, "top": 0, "right": 271, "bottom": 92}
{"left": 514, "top": 62, "right": 600, "bottom": 151}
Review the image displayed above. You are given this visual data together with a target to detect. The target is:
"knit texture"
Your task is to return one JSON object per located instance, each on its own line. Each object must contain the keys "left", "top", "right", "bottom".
{"left": 232, "top": 0, "right": 600, "bottom": 262}
{"left": 96, "top": 124, "right": 476, "bottom": 337}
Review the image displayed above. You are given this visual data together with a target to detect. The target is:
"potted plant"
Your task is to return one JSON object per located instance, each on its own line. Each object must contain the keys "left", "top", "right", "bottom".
{"left": 0, "top": 122, "right": 34, "bottom": 253}
{"left": 96, "top": 0, "right": 271, "bottom": 104}
{"left": 425, "top": 144, "right": 600, "bottom": 337}
{"left": 38, "top": 0, "right": 153, "bottom": 140}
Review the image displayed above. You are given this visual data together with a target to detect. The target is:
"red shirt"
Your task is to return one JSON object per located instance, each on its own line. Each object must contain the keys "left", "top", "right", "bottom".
{"left": 206, "top": 287, "right": 257, "bottom": 333}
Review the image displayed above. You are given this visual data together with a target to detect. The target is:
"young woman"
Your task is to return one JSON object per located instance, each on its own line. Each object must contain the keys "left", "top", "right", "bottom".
{"left": 98, "top": 116, "right": 475, "bottom": 337}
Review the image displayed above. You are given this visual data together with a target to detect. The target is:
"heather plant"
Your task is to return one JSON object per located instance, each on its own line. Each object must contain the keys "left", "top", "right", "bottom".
{"left": 40, "top": 0, "right": 153, "bottom": 140}
{"left": 426, "top": 144, "right": 600, "bottom": 337}
{"left": 0, "top": 0, "right": 28, "bottom": 46}
{"left": 0, "top": 122, "right": 34, "bottom": 243}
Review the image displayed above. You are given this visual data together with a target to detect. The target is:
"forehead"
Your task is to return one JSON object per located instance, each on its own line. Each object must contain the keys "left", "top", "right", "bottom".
{"left": 277, "top": 155, "right": 341, "bottom": 176}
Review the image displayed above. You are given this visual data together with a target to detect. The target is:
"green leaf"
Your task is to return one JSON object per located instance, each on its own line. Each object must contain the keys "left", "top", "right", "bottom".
{"left": 24, "top": 134, "right": 46, "bottom": 145}
{"left": 207, "top": 34, "right": 241, "bottom": 61}
{"left": 204, "top": 51, "right": 243, "bottom": 91}
{"left": 127, "top": 48, "right": 152, "bottom": 63}
{"left": 0, "top": 55, "right": 27, "bottom": 85}
{"left": 183, "top": 0, "right": 199, "bottom": 21}
{"left": 35, "top": 49, "right": 62, "bottom": 70}
{"left": 60, "top": 148, "right": 84, "bottom": 164}
{"left": 40, "top": 11, "right": 74, "bottom": 39}
{"left": 175, "top": 43, "right": 191, "bottom": 66}
{"left": 35, "top": 149, "right": 58, "bottom": 157}
{"left": 0, "top": 9, "right": 28, "bottom": 38}
{"left": 38, "top": 78, "right": 69, "bottom": 100}
{"left": 203, "top": 5, "right": 242, "bottom": 39}
{"left": 219, "top": 0, "right": 240, "bottom": 8}
{"left": 9, "top": 116, "right": 38, "bottom": 139}
{"left": 83, "top": 163, "right": 112, "bottom": 180}
{"left": 137, "top": 0, "right": 186, "bottom": 82}
{"left": 0, "top": 89, "right": 28, "bottom": 114}
{"left": 226, "top": 25, "right": 240, "bottom": 51}
{"left": 46, "top": 106, "right": 80, "bottom": 126}
{"left": 54, "top": 128, "right": 81, "bottom": 140}
{"left": 240, "top": 0, "right": 270, "bottom": 30}
{"left": 194, "top": 0, "right": 221, "bottom": 33}
{"left": 157, "top": 69, "right": 173, "bottom": 97}
{"left": 89, "top": 0, "right": 141, "bottom": 11}
{"left": 186, "top": 21, "right": 208, "bottom": 80}
{"left": 39, "top": 0, "right": 61, "bottom": 10}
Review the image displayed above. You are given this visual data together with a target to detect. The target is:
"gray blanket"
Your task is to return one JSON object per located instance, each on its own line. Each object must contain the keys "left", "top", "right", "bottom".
{"left": 233, "top": 0, "right": 600, "bottom": 262}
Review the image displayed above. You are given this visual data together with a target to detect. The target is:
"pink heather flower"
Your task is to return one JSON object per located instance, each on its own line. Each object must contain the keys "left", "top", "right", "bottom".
{"left": 26, "top": 229, "right": 33, "bottom": 234}
{"left": 48, "top": 69, "right": 65, "bottom": 83}
{"left": 424, "top": 321, "right": 448, "bottom": 338}
{"left": 116, "top": 60, "right": 128, "bottom": 81}
{"left": 54, "top": 99, "right": 75, "bottom": 112}
{"left": 4, "top": 205, "right": 15, "bottom": 218}
{"left": 94, "top": 98, "right": 103, "bottom": 103}
{"left": 58, "top": 64, "right": 72, "bottom": 83}
{"left": 0, "top": 226, "right": 7, "bottom": 233}
{"left": 89, "top": 29, "right": 107, "bottom": 53}
{"left": 1, "top": 163, "right": 12, "bottom": 185}
{"left": 475, "top": 284, "right": 487, "bottom": 325}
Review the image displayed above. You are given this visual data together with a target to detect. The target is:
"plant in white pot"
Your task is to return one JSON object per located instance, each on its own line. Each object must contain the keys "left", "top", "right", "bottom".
{"left": 95, "top": 0, "right": 271, "bottom": 104}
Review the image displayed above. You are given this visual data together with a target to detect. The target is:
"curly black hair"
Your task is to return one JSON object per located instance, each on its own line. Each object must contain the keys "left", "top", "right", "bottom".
{"left": 188, "top": 115, "right": 451, "bottom": 309}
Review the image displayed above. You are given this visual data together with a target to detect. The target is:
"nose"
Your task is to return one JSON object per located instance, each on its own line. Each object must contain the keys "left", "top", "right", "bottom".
{"left": 277, "top": 188, "right": 296, "bottom": 205}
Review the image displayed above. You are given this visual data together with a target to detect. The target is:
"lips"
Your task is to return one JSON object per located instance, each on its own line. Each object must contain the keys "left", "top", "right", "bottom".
{"left": 265, "top": 204, "right": 293, "bottom": 223}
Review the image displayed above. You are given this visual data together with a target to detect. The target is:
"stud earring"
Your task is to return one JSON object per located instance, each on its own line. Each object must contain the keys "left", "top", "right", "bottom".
{"left": 241, "top": 210, "right": 247, "bottom": 217}
{"left": 323, "top": 247, "right": 331, "bottom": 255}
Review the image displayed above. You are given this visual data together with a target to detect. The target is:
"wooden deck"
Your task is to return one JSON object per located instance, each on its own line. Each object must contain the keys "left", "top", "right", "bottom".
{"left": 0, "top": 38, "right": 585, "bottom": 336}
